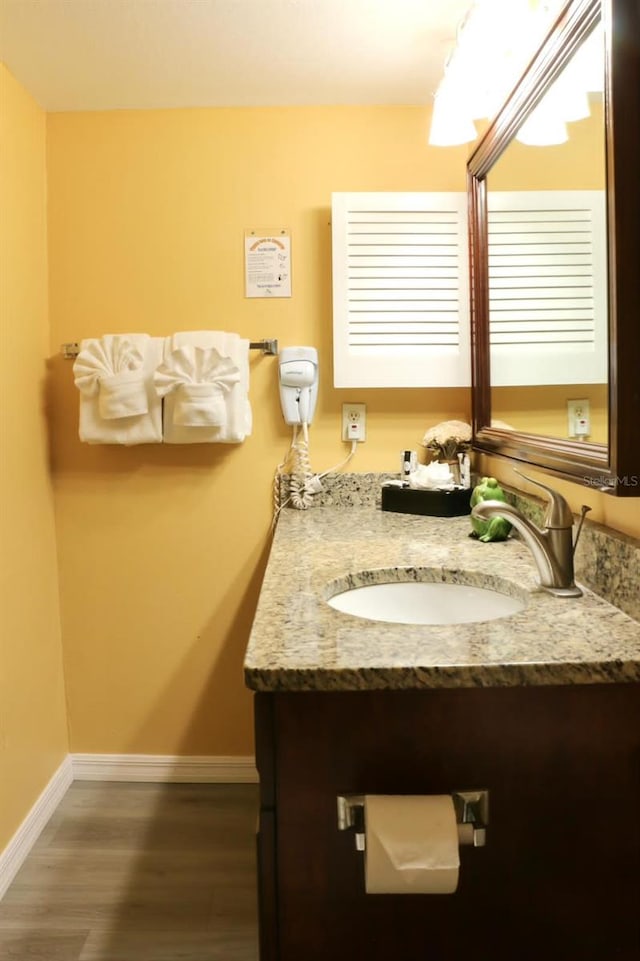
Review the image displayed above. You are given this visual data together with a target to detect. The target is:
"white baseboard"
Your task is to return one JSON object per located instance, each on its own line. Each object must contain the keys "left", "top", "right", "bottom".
{"left": 0, "top": 756, "right": 73, "bottom": 901}
{"left": 71, "top": 753, "right": 259, "bottom": 783}
{"left": 0, "top": 753, "right": 256, "bottom": 900}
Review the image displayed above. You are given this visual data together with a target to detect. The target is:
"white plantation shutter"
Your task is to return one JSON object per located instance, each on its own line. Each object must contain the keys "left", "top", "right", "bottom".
{"left": 487, "top": 190, "right": 607, "bottom": 386}
{"left": 331, "top": 192, "right": 471, "bottom": 387}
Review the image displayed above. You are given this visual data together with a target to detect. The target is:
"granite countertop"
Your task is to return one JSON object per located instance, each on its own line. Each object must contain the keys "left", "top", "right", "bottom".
{"left": 244, "top": 504, "right": 640, "bottom": 692}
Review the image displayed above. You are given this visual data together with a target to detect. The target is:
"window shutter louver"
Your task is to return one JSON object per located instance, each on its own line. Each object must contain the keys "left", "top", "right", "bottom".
{"left": 487, "top": 190, "right": 607, "bottom": 386}
{"left": 332, "top": 192, "right": 471, "bottom": 387}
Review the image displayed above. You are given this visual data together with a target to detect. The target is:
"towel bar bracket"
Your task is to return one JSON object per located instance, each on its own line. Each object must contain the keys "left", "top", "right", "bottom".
{"left": 61, "top": 342, "right": 81, "bottom": 359}
{"left": 249, "top": 339, "right": 279, "bottom": 355}
{"left": 60, "top": 338, "right": 278, "bottom": 359}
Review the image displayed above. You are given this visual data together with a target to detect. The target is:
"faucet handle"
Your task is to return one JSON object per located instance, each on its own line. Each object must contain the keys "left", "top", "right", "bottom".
{"left": 512, "top": 469, "right": 574, "bottom": 529}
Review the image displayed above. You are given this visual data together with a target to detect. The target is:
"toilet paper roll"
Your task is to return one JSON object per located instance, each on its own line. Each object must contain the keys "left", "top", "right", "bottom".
{"left": 364, "top": 795, "right": 459, "bottom": 894}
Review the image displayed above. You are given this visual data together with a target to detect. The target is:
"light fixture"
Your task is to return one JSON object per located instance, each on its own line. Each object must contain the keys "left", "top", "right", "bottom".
{"left": 428, "top": 88, "right": 478, "bottom": 147}
{"left": 567, "top": 22, "right": 604, "bottom": 92}
{"left": 516, "top": 104, "right": 569, "bottom": 145}
{"left": 512, "top": 19, "right": 603, "bottom": 144}
{"left": 427, "top": 0, "right": 574, "bottom": 147}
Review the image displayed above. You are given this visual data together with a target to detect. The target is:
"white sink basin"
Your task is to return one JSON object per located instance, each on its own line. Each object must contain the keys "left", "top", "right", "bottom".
{"left": 326, "top": 576, "right": 526, "bottom": 625}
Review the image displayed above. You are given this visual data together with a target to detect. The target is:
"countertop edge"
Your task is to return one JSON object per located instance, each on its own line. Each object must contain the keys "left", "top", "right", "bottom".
{"left": 245, "top": 659, "right": 640, "bottom": 693}
{"left": 244, "top": 505, "right": 640, "bottom": 693}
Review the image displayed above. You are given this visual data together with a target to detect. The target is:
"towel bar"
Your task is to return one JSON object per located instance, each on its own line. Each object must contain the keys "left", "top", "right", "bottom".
{"left": 249, "top": 339, "right": 279, "bottom": 355}
{"left": 61, "top": 338, "right": 278, "bottom": 358}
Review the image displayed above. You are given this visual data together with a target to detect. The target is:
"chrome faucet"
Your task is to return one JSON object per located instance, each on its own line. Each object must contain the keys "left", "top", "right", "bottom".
{"left": 471, "top": 470, "right": 591, "bottom": 597}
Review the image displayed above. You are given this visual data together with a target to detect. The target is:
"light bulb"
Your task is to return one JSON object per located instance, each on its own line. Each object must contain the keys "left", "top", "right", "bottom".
{"left": 428, "top": 91, "right": 478, "bottom": 147}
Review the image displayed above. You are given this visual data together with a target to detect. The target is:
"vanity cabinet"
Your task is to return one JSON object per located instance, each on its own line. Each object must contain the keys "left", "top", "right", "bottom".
{"left": 254, "top": 684, "right": 640, "bottom": 961}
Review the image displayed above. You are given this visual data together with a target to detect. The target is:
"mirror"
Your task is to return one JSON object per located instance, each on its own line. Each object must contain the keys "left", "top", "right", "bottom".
{"left": 488, "top": 24, "right": 607, "bottom": 444}
{"left": 468, "top": 0, "right": 640, "bottom": 494}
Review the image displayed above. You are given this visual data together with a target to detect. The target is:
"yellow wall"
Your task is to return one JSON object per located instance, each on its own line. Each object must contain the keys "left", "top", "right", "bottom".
{"left": 0, "top": 66, "right": 69, "bottom": 851}
{"left": 47, "top": 106, "right": 471, "bottom": 755}
{"left": 491, "top": 384, "right": 608, "bottom": 443}
{"left": 42, "top": 102, "right": 640, "bottom": 760}
{"left": 0, "top": 88, "right": 636, "bottom": 788}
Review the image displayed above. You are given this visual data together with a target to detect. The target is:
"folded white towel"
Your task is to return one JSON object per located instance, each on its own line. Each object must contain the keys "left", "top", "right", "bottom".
{"left": 159, "top": 332, "right": 251, "bottom": 444}
{"left": 154, "top": 346, "right": 240, "bottom": 427}
{"left": 73, "top": 334, "right": 164, "bottom": 445}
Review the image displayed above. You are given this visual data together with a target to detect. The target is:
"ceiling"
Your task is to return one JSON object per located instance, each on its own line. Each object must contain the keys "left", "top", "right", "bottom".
{"left": 0, "top": 0, "right": 472, "bottom": 112}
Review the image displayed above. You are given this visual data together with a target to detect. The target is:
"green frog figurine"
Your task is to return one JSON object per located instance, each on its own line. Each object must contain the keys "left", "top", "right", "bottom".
{"left": 469, "top": 477, "right": 512, "bottom": 542}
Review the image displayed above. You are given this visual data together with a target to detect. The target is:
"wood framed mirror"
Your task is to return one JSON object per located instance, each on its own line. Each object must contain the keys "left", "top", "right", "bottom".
{"left": 468, "top": 0, "right": 639, "bottom": 495}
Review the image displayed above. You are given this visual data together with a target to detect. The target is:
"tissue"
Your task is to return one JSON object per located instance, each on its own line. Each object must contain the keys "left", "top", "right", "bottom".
{"left": 408, "top": 462, "right": 455, "bottom": 491}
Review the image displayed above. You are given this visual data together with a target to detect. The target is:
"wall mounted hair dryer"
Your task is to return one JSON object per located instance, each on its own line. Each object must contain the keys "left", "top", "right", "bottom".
{"left": 278, "top": 347, "right": 318, "bottom": 425}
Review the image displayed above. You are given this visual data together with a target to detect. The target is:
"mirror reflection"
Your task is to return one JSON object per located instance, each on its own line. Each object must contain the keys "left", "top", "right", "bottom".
{"left": 486, "top": 22, "right": 607, "bottom": 444}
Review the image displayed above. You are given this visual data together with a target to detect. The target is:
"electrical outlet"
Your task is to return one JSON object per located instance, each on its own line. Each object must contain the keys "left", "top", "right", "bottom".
{"left": 567, "top": 399, "right": 591, "bottom": 438}
{"left": 342, "top": 403, "right": 366, "bottom": 442}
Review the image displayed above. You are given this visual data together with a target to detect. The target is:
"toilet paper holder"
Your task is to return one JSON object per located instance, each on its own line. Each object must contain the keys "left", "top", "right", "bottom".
{"left": 337, "top": 790, "right": 489, "bottom": 852}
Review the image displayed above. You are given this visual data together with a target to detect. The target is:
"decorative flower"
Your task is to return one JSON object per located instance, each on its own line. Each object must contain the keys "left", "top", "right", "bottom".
{"left": 421, "top": 419, "right": 472, "bottom": 461}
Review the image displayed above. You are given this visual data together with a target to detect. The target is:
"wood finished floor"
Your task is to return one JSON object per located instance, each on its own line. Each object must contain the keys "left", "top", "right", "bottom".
{"left": 0, "top": 782, "right": 259, "bottom": 960}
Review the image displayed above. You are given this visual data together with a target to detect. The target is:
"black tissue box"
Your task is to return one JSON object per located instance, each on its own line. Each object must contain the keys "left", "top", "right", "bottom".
{"left": 381, "top": 484, "right": 472, "bottom": 518}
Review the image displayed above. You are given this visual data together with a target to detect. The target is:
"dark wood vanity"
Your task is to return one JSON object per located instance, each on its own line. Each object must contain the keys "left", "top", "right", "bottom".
{"left": 245, "top": 503, "right": 640, "bottom": 961}
{"left": 254, "top": 683, "right": 640, "bottom": 961}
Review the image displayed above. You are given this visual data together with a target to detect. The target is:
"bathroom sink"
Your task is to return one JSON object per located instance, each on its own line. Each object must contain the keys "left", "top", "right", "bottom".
{"left": 326, "top": 571, "right": 526, "bottom": 625}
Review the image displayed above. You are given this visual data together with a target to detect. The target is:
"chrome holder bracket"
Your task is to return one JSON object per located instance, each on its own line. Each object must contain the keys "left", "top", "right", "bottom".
{"left": 452, "top": 789, "right": 489, "bottom": 847}
{"left": 337, "top": 789, "right": 489, "bottom": 852}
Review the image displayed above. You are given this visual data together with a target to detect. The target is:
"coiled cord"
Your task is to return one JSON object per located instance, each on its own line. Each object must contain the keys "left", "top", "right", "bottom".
{"left": 272, "top": 425, "right": 358, "bottom": 530}
{"left": 289, "top": 423, "right": 315, "bottom": 510}
{"left": 272, "top": 424, "right": 313, "bottom": 529}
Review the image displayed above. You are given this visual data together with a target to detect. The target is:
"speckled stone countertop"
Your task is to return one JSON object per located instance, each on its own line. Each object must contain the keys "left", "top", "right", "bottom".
{"left": 244, "top": 504, "right": 640, "bottom": 692}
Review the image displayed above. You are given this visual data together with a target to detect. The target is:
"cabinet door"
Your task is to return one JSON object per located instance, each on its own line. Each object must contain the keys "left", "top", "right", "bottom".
{"left": 258, "top": 685, "right": 640, "bottom": 961}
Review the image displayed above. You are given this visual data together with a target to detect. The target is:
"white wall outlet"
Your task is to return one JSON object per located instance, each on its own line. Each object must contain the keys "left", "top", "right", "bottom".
{"left": 342, "top": 403, "right": 366, "bottom": 442}
{"left": 567, "top": 399, "right": 591, "bottom": 438}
